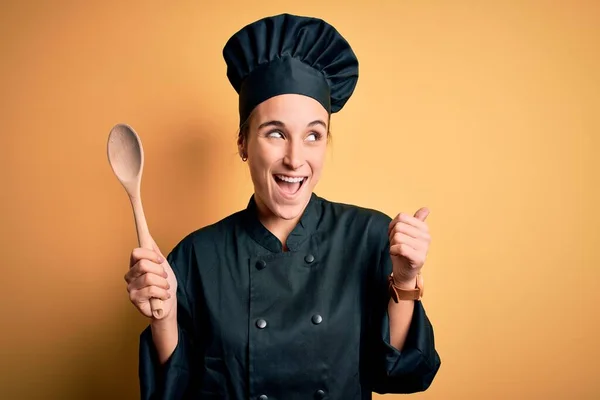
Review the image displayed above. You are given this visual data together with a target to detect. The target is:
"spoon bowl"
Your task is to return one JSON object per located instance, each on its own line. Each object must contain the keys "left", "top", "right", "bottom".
{"left": 107, "top": 124, "right": 144, "bottom": 189}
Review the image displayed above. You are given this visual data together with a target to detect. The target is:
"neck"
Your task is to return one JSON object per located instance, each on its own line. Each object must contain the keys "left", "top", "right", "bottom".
{"left": 254, "top": 197, "right": 304, "bottom": 251}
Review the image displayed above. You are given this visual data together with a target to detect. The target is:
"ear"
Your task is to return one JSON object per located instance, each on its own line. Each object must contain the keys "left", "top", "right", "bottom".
{"left": 237, "top": 135, "right": 246, "bottom": 159}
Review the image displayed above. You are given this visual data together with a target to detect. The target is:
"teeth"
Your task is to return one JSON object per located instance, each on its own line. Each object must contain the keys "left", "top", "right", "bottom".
{"left": 275, "top": 175, "right": 305, "bottom": 183}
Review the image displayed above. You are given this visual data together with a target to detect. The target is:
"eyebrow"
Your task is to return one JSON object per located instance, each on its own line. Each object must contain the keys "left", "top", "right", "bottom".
{"left": 257, "top": 119, "right": 328, "bottom": 130}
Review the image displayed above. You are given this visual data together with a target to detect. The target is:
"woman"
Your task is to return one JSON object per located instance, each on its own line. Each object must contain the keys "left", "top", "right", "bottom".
{"left": 125, "top": 13, "right": 441, "bottom": 400}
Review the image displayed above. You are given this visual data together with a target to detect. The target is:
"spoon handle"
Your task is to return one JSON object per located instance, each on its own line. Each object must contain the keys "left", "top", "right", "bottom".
{"left": 130, "top": 194, "right": 164, "bottom": 319}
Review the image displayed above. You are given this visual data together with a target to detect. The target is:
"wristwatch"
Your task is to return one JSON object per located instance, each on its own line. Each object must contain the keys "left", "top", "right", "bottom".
{"left": 388, "top": 272, "right": 424, "bottom": 302}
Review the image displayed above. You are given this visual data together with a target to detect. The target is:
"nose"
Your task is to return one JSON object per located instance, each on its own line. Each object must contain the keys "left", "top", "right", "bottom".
{"left": 283, "top": 140, "right": 304, "bottom": 170}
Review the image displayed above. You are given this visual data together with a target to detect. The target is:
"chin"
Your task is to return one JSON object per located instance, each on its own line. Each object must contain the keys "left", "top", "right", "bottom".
{"left": 269, "top": 201, "right": 308, "bottom": 220}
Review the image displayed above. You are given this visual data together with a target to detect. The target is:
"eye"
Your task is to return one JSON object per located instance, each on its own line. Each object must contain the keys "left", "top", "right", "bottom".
{"left": 267, "top": 130, "right": 284, "bottom": 139}
{"left": 306, "top": 132, "right": 323, "bottom": 142}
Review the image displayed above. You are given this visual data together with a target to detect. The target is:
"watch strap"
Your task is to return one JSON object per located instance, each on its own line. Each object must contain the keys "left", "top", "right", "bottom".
{"left": 388, "top": 273, "right": 423, "bottom": 302}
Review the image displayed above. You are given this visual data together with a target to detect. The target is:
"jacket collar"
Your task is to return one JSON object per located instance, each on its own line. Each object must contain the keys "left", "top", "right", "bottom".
{"left": 243, "top": 192, "right": 320, "bottom": 253}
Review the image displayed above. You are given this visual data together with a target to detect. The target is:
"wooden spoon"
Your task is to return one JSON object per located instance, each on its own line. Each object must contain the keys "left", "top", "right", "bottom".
{"left": 107, "top": 123, "right": 164, "bottom": 319}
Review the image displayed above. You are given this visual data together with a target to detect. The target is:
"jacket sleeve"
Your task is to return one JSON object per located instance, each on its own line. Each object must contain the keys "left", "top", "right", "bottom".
{"left": 138, "top": 246, "right": 197, "bottom": 400}
{"left": 368, "top": 242, "right": 441, "bottom": 394}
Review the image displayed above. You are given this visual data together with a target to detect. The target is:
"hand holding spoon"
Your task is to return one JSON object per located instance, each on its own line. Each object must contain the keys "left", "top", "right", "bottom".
{"left": 107, "top": 123, "right": 164, "bottom": 319}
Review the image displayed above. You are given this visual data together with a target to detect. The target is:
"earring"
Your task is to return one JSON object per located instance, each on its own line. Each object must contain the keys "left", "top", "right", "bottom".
{"left": 241, "top": 155, "right": 248, "bottom": 162}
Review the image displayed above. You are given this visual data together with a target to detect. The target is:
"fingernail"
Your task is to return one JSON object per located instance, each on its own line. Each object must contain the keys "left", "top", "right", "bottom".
{"left": 158, "top": 256, "right": 165, "bottom": 263}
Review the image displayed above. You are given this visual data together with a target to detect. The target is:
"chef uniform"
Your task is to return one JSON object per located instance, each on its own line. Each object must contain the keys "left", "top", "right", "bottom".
{"left": 138, "top": 13, "right": 441, "bottom": 400}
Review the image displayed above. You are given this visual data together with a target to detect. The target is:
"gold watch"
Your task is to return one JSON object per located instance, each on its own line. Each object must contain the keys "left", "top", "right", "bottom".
{"left": 388, "top": 273, "right": 424, "bottom": 302}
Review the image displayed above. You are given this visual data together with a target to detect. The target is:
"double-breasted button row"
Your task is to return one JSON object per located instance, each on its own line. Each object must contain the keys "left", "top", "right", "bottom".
{"left": 255, "top": 254, "right": 315, "bottom": 270}
{"left": 255, "top": 315, "right": 322, "bottom": 329}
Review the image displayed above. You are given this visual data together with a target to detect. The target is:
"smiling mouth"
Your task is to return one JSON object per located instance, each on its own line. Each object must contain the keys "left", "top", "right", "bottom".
{"left": 273, "top": 174, "right": 307, "bottom": 196}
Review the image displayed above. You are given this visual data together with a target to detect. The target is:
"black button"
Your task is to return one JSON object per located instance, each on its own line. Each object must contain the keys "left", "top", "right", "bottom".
{"left": 305, "top": 254, "right": 315, "bottom": 263}
{"left": 256, "top": 260, "right": 267, "bottom": 270}
{"left": 259, "top": 395, "right": 268, "bottom": 400}
{"left": 312, "top": 314, "right": 323, "bottom": 325}
{"left": 256, "top": 319, "right": 267, "bottom": 329}
{"left": 315, "top": 389, "right": 326, "bottom": 399}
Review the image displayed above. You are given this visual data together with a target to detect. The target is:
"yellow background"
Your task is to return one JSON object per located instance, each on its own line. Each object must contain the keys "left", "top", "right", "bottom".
{"left": 1, "top": 1, "right": 598, "bottom": 399}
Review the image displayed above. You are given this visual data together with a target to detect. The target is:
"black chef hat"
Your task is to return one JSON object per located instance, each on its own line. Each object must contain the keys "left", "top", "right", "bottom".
{"left": 223, "top": 13, "right": 359, "bottom": 126}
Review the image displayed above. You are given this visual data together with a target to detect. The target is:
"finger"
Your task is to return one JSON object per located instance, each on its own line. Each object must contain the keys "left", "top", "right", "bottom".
{"left": 128, "top": 272, "right": 170, "bottom": 292}
{"left": 125, "top": 259, "right": 167, "bottom": 283}
{"left": 130, "top": 248, "right": 164, "bottom": 268}
{"left": 414, "top": 207, "right": 430, "bottom": 222}
{"left": 388, "top": 212, "right": 424, "bottom": 236}
{"left": 396, "top": 212, "right": 429, "bottom": 232}
{"left": 390, "top": 244, "right": 425, "bottom": 267}
{"left": 388, "top": 214, "right": 402, "bottom": 237}
{"left": 388, "top": 212, "right": 428, "bottom": 236}
{"left": 390, "top": 221, "right": 431, "bottom": 241}
{"left": 389, "top": 232, "right": 423, "bottom": 251}
{"left": 130, "top": 286, "right": 171, "bottom": 303}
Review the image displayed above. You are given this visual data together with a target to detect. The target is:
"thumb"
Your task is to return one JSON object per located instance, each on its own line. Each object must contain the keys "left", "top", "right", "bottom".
{"left": 414, "top": 207, "right": 430, "bottom": 222}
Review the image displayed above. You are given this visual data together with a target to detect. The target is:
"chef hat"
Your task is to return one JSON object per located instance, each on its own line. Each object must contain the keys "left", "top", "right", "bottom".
{"left": 222, "top": 13, "right": 359, "bottom": 126}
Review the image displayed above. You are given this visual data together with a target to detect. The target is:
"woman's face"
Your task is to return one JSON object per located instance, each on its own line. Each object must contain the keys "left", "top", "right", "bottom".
{"left": 241, "top": 94, "right": 329, "bottom": 221}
